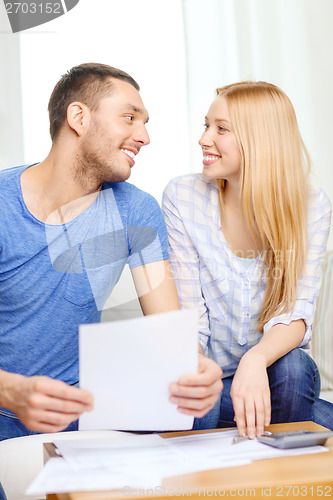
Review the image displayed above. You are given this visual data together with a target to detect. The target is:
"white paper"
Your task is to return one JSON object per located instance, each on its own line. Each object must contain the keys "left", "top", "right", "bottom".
{"left": 26, "top": 430, "right": 329, "bottom": 497}
{"left": 26, "top": 434, "right": 184, "bottom": 496}
{"left": 54, "top": 432, "right": 249, "bottom": 480}
{"left": 54, "top": 433, "right": 167, "bottom": 470}
{"left": 166, "top": 429, "right": 329, "bottom": 470}
{"left": 25, "top": 457, "right": 156, "bottom": 496}
{"left": 79, "top": 309, "right": 198, "bottom": 431}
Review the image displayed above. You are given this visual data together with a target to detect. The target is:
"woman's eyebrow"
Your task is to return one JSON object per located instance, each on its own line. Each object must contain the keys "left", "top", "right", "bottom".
{"left": 204, "top": 116, "right": 231, "bottom": 125}
{"left": 215, "top": 118, "right": 231, "bottom": 125}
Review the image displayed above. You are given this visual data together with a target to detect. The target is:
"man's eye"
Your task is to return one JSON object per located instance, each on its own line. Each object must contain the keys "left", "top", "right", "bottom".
{"left": 125, "top": 115, "right": 134, "bottom": 121}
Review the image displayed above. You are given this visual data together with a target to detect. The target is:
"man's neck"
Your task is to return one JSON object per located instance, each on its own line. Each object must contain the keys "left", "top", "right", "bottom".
{"left": 20, "top": 149, "right": 102, "bottom": 224}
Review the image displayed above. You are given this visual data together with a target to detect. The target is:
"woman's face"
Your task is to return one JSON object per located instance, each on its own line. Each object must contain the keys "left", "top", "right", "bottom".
{"left": 199, "top": 95, "right": 241, "bottom": 183}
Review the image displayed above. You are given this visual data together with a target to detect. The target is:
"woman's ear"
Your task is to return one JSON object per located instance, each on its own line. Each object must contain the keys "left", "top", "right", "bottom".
{"left": 66, "top": 101, "right": 91, "bottom": 136}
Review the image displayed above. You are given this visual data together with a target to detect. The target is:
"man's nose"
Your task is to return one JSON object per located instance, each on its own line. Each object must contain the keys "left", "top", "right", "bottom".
{"left": 134, "top": 124, "right": 150, "bottom": 146}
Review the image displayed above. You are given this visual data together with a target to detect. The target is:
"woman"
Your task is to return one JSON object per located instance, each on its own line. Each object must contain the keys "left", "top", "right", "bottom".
{"left": 162, "top": 81, "right": 332, "bottom": 437}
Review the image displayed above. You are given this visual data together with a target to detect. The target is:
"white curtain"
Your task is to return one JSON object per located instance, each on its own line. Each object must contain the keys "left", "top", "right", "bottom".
{"left": 2, "top": 0, "right": 190, "bottom": 203}
{"left": 0, "top": 8, "right": 24, "bottom": 168}
{"left": 1, "top": 0, "right": 333, "bottom": 246}
{"left": 182, "top": 0, "right": 333, "bottom": 248}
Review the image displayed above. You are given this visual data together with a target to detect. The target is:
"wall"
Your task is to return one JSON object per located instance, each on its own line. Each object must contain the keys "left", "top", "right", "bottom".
{"left": 1, "top": 0, "right": 332, "bottom": 247}
{"left": 0, "top": 8, "right": 24, "bottom": 169}
{"left": 182, "top": 0, "right": 333, "bottom": 248}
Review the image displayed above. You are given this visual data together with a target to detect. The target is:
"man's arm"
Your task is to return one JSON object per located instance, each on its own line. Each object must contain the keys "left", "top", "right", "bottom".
{"left": 0, "top": 369, "right": 93, "bottom": 433}
{"left": 131, "top": 260, "right": 222, "bottom": 418}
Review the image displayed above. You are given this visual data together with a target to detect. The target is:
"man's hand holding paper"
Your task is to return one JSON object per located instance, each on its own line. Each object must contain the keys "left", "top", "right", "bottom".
{"left": 79, "top": 309, "right": 222, "bottom": 431}
{"left": 169, "top": 354, "right": 223, "bottom": 418}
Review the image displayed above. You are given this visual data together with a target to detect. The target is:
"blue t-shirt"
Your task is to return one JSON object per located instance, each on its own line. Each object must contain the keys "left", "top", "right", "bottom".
{"left": 0, "top": 165, "right": 169, "bottom": 385}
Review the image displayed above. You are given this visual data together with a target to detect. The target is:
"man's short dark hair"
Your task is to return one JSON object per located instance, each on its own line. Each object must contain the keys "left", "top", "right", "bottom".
{"left": 48, "top": 62, "right": 140, "bottom": 141}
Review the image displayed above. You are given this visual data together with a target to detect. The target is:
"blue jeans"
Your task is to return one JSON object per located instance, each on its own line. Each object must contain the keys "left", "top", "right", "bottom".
{"left": 0, "top": 381, "right": 80, "bottom": 442}
{"left": 0, "top": 483, "right": 6, "bottom": 500}
{"left": 193, "top": 348, "right": 333, "bottom": 431}
{"left": 0, "top": 409, "right": 78, "bottom": 442}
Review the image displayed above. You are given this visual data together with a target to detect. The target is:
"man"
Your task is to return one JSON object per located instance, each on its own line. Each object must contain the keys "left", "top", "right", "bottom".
{"left": 0, "top": 63, "right": 222, "bottom": 441}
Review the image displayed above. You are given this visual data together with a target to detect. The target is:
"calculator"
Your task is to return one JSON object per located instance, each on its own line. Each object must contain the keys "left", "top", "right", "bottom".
{"left": 257, "top": 430, "right": 333, "bottom": 449}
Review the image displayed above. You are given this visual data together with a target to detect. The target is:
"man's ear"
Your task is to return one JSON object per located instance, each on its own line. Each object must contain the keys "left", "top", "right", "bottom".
{"left": 67, "top": 101, "right": 91, "bottom": 136}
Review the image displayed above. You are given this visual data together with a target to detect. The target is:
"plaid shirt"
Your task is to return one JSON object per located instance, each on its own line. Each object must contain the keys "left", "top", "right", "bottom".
{"left": 162, "top": 174, "right": 332, "bottom": 377}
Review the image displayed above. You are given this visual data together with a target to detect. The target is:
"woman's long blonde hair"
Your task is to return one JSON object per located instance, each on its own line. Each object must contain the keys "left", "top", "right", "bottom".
{"left": 216, "top": 81, "right": 310, "bottom": 333}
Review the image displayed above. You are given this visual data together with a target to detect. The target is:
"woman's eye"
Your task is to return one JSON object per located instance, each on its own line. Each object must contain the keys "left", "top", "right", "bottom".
{"left": 218, "top": 127, "right": 228, "bottom": 133}
{"left": 203, "top": 123, "right": 209, "bottom": 130}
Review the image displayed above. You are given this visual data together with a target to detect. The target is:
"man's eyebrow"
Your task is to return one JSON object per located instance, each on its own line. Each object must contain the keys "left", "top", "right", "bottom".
{"left": 121, "top": 104, "right": 149, "bottom": 123}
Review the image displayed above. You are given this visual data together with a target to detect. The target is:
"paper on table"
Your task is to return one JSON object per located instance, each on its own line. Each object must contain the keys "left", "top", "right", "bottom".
{"left": 26, "top": 430, "right": 328, "bottom": 497}
{"left": 25, "top": 457, "right": 159, "bottom": 496}
{"left": 26, "top": 433, "right": 190, "bottom": 496}
{"left": 166, "top": 429, "right": 329, "bottom": 471}
{"left": 55, "top": 432, "right": 250, "bottom": 479}
{"left": 25, "top": 433, "right": 247, "bottom": 497}
{"left": 54, "top": 433, "right": 168, "bottom": 470}
{"left": 79, "top": 308, "right": 198, "bottom": 431}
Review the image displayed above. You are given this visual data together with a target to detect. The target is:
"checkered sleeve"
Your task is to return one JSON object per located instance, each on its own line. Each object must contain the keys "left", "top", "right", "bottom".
{"left": 263, "top": 189, "right": 332, "bottom": 345}
{"left": 162, "top": 180, "right": 211, "bottom": 354}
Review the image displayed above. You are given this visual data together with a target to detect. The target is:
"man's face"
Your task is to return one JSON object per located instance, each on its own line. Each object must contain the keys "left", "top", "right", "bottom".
{"left": 78, "top": 79, "right": 150, "bottom": 185}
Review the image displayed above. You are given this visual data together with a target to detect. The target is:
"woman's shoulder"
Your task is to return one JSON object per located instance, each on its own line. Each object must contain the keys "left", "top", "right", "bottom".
{"left": 163, "top": 173, "right": 218, "bottom": 199}
{"left": 308, "top": 186, "right": 332, "bottom": 222}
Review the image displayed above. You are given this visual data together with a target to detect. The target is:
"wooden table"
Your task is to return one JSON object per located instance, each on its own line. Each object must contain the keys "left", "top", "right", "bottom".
{"left": 47, "top": 422, "right": 333, "bottom": 500}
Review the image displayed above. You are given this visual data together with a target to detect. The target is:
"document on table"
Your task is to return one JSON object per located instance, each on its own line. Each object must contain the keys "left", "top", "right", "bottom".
{"left": 79, "top": 308, "right": 198, "bottom": 431}
{"left": 53, "top": 433, "right": 173, "bottom": 471}
{"left": 26, "top": 430, "right": 329, "bottom": 497}
{"left": 165, "top": 430, "right": 329, "bottom": 469}
{"left": 26, "top": 432, "right": 196, "bottom": 496}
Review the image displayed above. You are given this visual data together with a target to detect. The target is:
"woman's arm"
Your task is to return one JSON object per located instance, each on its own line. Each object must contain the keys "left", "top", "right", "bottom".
{"left": 231, "top": 319, "right": 305, "bottom": 439}
{"left": 231, "top": 189, "right": 332, "bottom": 439}
{"left": 263, "top": 189, "right": 332, "bottom": 343}
{"left": 131, "top": 259, "right": 222, "bottom": 418}
{"left": 162, "top": 180, "right": 212, "bottom": 355}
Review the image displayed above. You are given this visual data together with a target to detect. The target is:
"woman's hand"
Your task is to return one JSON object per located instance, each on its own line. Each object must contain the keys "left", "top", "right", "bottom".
{"left": 230, "top": 351, "right": 271, "bottom": 438}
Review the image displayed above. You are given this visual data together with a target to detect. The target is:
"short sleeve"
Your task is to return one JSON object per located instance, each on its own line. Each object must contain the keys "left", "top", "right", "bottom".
{"left": 162, "top": 179, "right": 211, "bottom": 354}
{"left": 126, "top": 189, "right": 169, "bottom": 269}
